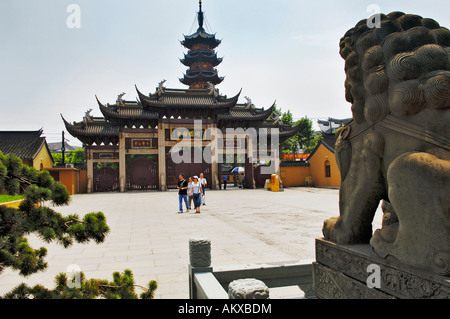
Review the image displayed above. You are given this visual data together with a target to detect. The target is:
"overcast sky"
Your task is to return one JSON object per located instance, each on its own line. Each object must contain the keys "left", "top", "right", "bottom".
{"left": 0, "top": 0, "right": 449, "bottom": 146}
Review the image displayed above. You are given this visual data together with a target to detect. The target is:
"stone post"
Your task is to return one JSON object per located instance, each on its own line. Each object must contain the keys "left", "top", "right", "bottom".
{"left": 189, "top": 236, "right": 211, "bottom": 268}
{"left": 188, "top": 237, "right": 212, "bottom": 299}
{"left": 228, "top": 279, "right": 270, "bottom": 299}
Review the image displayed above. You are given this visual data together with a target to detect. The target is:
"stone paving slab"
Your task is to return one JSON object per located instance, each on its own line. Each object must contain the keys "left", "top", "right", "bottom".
{"left": 0, "top": 187, "right": 383, "bottom": 299}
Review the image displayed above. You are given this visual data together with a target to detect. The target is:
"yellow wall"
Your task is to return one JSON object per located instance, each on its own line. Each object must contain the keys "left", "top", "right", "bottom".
{"left": 47, "top": 168, "right": 81, "bottom": 195}
{"left": 0, "top": 199, "right": 24, "bottom": 209}
{"left": 0, "top": 200, "right": 40, "bottom": 209}
{"left": 79, "top": 169, "right": 87, "bottom": 194}
{"left": 33, "top": 145, "right": 54, "bottom": 171}
{"left": 60, "top": 169, "right": 79, "bottom": 195}
{"left": 308, "top": 144, "right": 341, "bottom": 188}
{"left": 280, "top": 166, "right": 310, "bottom": 187}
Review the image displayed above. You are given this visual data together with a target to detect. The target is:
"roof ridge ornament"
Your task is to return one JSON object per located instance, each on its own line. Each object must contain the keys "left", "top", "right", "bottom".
{"left": 157, "top": 79, "right": 167, "bottom": 95}
{"left": 116, "top": 92, "right": 126, "bottom": 105}
{"left": 84, "top": 108, "right": 93, "bottom": 122}
{"left": 207, "top": 81, "right": 219, "bottom": 98}
{"left": 244, "top": 96, "right": 255, "bottom": 110}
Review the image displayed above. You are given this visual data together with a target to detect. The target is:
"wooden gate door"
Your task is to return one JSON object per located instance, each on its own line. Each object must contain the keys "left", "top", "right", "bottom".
{"left": 93, "top": 165, "right": 119, "bottom": 192}
{"left": 126, "top": 156, "right": 159, "bottom": 191}
{"left": 166, "top": 147, "right": 211, "bottom": 190}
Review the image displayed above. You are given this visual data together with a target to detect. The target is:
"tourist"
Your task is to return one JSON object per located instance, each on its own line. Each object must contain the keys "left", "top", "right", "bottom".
{"left": 187, "top": 176, "right": 194, "bottom": 211}
{"left": 177, "top": 174, "right": 189, "bottom": 214}
{"left": 191, "top": 176, "right": 203, "bottom": 213}
{"left": 222, "top": 174, "right": 229, "bottom": 190}
{"left": 199, "top": 173, "right": 207, "bottom": 205}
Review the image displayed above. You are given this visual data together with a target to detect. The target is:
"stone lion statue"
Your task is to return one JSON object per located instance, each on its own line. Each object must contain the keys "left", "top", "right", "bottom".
{"left": 322, "top": 12, "right": 450, "bottom": 277}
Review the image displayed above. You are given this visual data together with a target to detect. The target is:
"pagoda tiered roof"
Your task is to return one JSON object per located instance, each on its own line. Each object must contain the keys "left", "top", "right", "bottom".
{"left": 181, "top": 51, "right": 223, "bottom": 67}
{"left": 180, "top": 70, "right": 224, "bottom": 87}
{"left": 180, "top": 1, "right": 223, "bottom": 89}
{"left": 180, "top": 1, "right": 221, "bottom": 50}
{"left": 181, "top": 29, "right": 221, "bottom": 50}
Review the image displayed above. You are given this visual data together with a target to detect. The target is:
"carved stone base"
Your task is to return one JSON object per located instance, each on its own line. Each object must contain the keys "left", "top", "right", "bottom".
{"left": 313, "top": 238, "right": 450, "bottom": 299}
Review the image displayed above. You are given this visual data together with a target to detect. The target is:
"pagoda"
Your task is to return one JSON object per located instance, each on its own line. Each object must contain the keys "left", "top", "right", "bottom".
{"left": 62, "top": 0, "right": 302, "bottom": 193}
{"left": 180, "top": 0, "right": 223, "bottom": 89}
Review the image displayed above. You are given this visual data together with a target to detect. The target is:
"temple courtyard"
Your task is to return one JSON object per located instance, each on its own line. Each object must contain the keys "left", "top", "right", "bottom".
{"left": 0, "top": 187, "right": 383, "bottom": 299}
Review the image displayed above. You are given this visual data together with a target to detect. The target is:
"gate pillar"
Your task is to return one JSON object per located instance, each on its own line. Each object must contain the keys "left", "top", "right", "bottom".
{"left": 86, "top": 149, "right": 93, "bottom": 193}
{"left": 210, "top": 125, "right": 220, "bottom": 190}
{"left": 158, "top": 122, "right": 167, "bottom": 191}
{"left": 119, "top": 133, "right": 126, "bottom": 192}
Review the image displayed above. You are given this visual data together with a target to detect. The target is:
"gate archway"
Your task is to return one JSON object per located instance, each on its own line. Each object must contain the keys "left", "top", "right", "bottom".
{"left": 126, "top": 155, "right": 159, "bottom": 191}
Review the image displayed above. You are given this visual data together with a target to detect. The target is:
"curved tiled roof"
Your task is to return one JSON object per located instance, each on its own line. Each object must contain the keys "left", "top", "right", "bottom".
{"left": 217, "top": 104, "right": 275, "bottom": 121}
{"left": 0, "top": 129, "right": 52, "bottom": 163}
{"left": 180, "top": 70, "right": 224, "bottom": 86}
{"left": 181, "top": 29, "right": 221, "bottom": 49}
{"left": 257, "top": 121, "right": 304, "bottom": 140}
{"left": 61, "top": 115, "right": 119, "bottom": 146}
{"left": 280, "top": 161, "right": 310, "bottom": 167}
{"left": 181, "top": 51, "right": 223, "bottom": 67}
{"left": 136, "top": 86, "right": 240, "bottom": 110}
{"left": 97, "top": 97, "right": 159, "bottom": 121}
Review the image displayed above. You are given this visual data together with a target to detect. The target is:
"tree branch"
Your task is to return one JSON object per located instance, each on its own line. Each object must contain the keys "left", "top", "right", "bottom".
{"left": 98, "top": 284, "right": 150, "bottom": 292}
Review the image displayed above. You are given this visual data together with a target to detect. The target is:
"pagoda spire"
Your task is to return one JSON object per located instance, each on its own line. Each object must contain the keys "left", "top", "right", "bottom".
{"left": 198, "top": 0, "right": 204, "bottom": 30}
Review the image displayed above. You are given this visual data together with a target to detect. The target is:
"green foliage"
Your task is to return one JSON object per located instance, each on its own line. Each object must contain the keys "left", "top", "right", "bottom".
{"left": 2, "top": 269, "right": 157, "bottom": 299}
{"left": 0, "top": 151, "right": 157, "bottom": 299}
{"left": 1, "top": 154, "right": 23, "bottom": 195}
{"left": 0, "top": 152, "right": 109, "bottom": 284}
{"left": 270, "top": 106, "right": 318, "bottom": 156}
{"left": 0, "top": 197, "right": 111, "bottom": 276}
{"left": 0, "top": 154, "right": 6, "bottom": 190}
{"left": 51, "top": 152, "right": 62, "bottom": 165}
{"left": 66, "top": 149, "right": 86, "bottom": 165}
{"left": 295, "top": 117, "right": 320, "bottom": 154}
{"left": 52, "top": 149, "right": 86, "bottom": 166}
{"left": 306, "top": 132, "right": 324, "bottom": 154}
{"left": 0, "top": 195, "right": 24, "bottom": 204}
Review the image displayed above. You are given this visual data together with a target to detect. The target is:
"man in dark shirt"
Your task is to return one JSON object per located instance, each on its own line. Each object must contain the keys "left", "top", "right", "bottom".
{"left": 177, "top": 174, "right": 189, "bottom": 213}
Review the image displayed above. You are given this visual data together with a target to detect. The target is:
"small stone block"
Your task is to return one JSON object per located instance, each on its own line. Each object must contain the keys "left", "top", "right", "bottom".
{"left": 228, "top": 278, "right": 270, "bottom": 299}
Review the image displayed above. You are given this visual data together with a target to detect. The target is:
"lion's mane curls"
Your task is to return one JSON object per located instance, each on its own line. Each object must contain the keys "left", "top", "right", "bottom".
{"left": 340, "top": 12, "right": 450, "bottom": 124}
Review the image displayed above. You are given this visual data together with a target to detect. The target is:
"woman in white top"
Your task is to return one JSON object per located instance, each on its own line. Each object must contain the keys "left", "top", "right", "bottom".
{"left": 191, "top": 176, "right": 203, "bottom": 214}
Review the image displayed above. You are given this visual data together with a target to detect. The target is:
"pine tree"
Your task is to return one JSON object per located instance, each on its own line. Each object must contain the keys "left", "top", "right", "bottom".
{"left": 0, "top": 151, "right": 157, "bottom": 299}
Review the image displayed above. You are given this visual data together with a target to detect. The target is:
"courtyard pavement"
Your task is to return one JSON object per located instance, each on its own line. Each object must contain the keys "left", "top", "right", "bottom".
{"left": 0, "top": 187, "right": 383, "bottom": 299}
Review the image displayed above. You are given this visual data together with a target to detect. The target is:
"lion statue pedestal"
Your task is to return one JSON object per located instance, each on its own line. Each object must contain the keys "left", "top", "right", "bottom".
{"left": 313, "top": 12, "right": 450, "bottom": 299}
